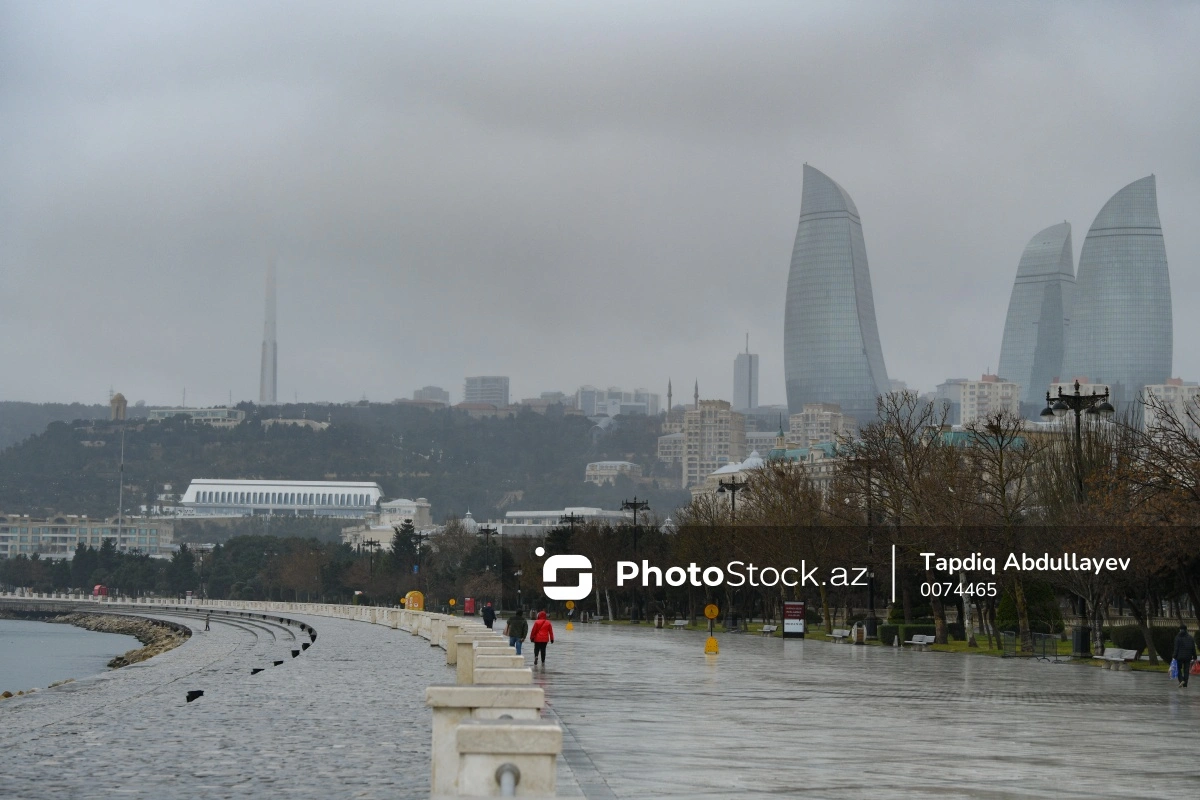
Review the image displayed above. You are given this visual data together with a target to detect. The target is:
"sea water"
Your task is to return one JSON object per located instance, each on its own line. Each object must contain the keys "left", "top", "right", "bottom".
{"left": 0, "top": 618, "right": 142, "bottom": 694}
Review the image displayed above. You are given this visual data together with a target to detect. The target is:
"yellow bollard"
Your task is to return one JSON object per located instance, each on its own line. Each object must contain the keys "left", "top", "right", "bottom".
{"left": 703, "top": 603, "right": 720, "bottom": 655}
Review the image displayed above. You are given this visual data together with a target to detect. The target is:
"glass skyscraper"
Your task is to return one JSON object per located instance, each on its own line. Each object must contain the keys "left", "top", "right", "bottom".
{"left": 997, "top": 222, "right": 1075, "bottom": 409}
{"left": 784, "top": 165, "right": 890, "bottom": 423}
{"left": 1061, "top": 175, "right": 1172, "bottom": 410}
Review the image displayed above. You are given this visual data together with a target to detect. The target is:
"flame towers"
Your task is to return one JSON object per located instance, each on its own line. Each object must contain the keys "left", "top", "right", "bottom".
{"left": 784, "top": 165, "right": 890, "bottom": 423}
{"left": 1061, "top": 176, "right": 1172, "bottom": 409}
{"left": 259, "top": 260, "right": 277, "bottom": 405}
{"left": 998, "top": 222, "right": 1075, "bottom": 408}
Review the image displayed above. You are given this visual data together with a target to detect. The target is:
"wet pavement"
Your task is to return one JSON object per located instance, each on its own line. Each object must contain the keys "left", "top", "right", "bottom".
{"left": 5, "top": 605, "right": 1197, "bottom": 799}
{"left": 536, "top": 623, "right": 1200, "bottom": 799}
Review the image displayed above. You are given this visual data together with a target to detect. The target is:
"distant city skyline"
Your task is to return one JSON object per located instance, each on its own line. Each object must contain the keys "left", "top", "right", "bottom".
{"left": 3, "top": 5, "right": 1198, "bottom": 408}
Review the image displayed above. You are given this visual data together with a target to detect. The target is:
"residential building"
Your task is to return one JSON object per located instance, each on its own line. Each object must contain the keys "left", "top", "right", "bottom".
{"left": 936, "top": 375, "right": 1021, "bottom": 425}
{"left": 574, "top": 385, "right": 659, "bottom": 417}
{"left": 744, "top": 430, "right": 780, "bottom": 455}
{"left": 148, "top": 406, "right": 246, "bottom": 426}
{"left": 657, "top": 431, "right": 685, "bottom": 464}
{"left": 0, "top": 514, "right": 174, "bottom": 558}
{"left": 1143, "top": 379, "right": 1200, "bottom": 436}
{"left": 464, "top": 376, "right": 510, "bottom": 407}
{"left": 413, "top": 386, "right": 450, "bottom": 405}
{"left": 584, "top": 461, "right": 643, "bottom": 485}
{"left": 998, "top": 222, "right": 1076, "bottom": 410}
{"left": 682, "top": 400, "right": 746, "bottom": 489}
{"left": 733, "top": 342, "right": 759, "bottom": 410}
{"left": 740, "top": 405, "right": 791, "bottom": 433}
{"left": 784, "top": 164, "right": 890, "bottom": 424}
{"left": 789, "top": 403, "right": 854, "bottom": 447}
{"left": 180, "top": 479, "right": 382, "bottom": 518}
{"left": 1062, "top": 176, "right": 1172, "bottom": 413}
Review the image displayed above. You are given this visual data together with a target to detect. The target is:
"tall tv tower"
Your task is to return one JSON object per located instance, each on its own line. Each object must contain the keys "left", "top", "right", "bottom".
{"left": 259, "top": 259, "right": 278, "bottom": 404}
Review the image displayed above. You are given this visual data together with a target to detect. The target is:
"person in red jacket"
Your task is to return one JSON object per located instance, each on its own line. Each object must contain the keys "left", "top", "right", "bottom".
{"left": 529, "top": 610, "right": 555, "bottom": 667}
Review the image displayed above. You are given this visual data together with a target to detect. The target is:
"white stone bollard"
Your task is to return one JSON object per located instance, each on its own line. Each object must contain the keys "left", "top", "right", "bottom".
{"left": 474, "top": 655, "right": 525, "bottom": 669}
{"left": 473, "top": 668, "right": 533, "bottom": 685}
{"left": 444, "top": 622, "right": 463, "bottom": 664}
{"left": 425, "top": 685, "right": 545, "bottom": 796}
{"left": 455, "top": 633, "right": 507, "bottom": 684}
{"left": 452, "top": 719, "right": 561, "bottom": 798}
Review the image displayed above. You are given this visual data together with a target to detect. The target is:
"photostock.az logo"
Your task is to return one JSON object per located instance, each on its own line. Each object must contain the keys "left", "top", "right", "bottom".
{"left": 537, "top": 546, "right": 592, "bottom": 601}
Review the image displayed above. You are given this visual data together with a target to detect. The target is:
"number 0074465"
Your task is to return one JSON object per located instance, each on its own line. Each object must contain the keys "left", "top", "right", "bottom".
{"left": 920, "top": 582, "right": 997, "bottom": 597}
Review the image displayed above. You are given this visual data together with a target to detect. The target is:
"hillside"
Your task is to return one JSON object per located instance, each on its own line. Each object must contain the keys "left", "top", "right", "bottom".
{"left": 0, "top": 402, "right": 148, "bottom": 449}
{"left": 0, "top": 403, "right": 688, "bottom": 523}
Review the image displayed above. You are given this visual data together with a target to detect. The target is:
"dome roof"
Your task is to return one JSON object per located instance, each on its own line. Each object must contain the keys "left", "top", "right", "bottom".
{"left": 461, "top": 510, "right": 479, "bottom": 533}
{"left": 741, "top": 450, "right": 764, "bottom": 470}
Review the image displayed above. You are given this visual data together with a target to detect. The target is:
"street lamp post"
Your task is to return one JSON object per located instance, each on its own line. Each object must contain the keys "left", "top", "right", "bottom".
{"left": 716, "top": 477, "right": 747, "bottom": 522}
{"left": 478, "top": 525, "right": 497, "bottom": 571}
{"left": 621, "top": 497, "right": 650, "bottom": 623}
{"left": 559, "top": 512, "right": 585, "bottom": 535}
{"left": 1040, "top": 379, "right": 1115, "bottom": 502}
{"left": 716, "top": 477, "right": 747, "bottom": 631}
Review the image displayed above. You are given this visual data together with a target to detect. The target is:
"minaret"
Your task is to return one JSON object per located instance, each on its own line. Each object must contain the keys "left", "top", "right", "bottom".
{"left": 693, "top": 380, "right": 699, "bottom": 410}
{"left": 259, "top": 259, "right": 278, "bottom": 404}
{"left": 667, "top": 379, "right": 673, "bottom": 418}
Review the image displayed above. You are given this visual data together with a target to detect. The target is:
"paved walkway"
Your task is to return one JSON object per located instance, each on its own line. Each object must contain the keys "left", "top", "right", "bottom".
{"left": 536, "top": 624, "right": 1200, "bottom": 799}
{"left": 0, "top": 609, "right": 456, "bottom": 799}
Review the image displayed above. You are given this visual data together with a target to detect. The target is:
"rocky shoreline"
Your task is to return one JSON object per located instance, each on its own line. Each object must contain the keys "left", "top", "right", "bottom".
{"left": 0, "top": 609, "right": 190, "bottom": 675}
{"left": 51, "top": 613, "right": 190, "bottom": 668}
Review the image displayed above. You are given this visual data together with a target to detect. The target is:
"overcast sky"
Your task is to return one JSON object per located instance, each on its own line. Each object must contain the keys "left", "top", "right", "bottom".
{"left": 3, "top": 1, "right": 1198, "bottom": 408}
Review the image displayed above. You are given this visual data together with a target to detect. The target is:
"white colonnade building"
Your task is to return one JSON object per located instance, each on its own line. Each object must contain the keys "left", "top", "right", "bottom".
{"left": 181, "top": 479, "right": 382, "bottom": 518}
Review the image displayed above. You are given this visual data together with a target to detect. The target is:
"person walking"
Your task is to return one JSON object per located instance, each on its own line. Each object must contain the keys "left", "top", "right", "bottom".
{"left": 204, "top": 613, "right": 211, "bottom": 632}
{"left": 1173, "top": 625, "right": 1196, "bottom": 687}
{"left": 504, "top": 608, "right": 528, "bottom": 655}
{"left": 481, "top": 602, "right": 496, "bottom": 630}
{"left": 530, "top": 610, "right": 555, "bottom": 667}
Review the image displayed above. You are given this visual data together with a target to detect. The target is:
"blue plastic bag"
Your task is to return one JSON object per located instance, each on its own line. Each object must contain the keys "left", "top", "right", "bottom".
{"left": 1170, "top": 658, "right": 1179, "bottom": 679}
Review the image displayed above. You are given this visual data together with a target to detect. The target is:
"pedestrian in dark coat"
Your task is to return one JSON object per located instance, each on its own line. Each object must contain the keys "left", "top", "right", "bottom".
{"left": 1173, "top": 625, "right": 1196, "bottom": 687}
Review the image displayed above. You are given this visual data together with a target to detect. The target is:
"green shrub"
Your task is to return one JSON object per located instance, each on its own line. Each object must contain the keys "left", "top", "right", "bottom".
{"left": 1108, "top": 625, "right": 1145, "bottom": 656}
{"left": 1152, "top": 626, "right": 1186, "bottom": 662}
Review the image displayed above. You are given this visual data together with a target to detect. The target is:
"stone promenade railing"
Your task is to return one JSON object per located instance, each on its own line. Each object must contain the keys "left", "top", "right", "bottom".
{"left": 0, "top": 592, "right": 561, "bottom": 798}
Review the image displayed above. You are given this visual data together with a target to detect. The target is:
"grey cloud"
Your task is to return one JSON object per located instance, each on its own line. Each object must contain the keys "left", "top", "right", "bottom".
{"left": 2, "top": 1, "right": 1199, "bottom": 407}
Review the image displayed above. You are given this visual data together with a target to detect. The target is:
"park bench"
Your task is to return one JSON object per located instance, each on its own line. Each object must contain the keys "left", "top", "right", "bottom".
{"left": 905, "top": 634, "right": 937, "bottom": 651}
{"left": 830, "top": 628, "right": 852, "bottom": 642}
{"left": 672, "top": 619, "right": 688, "bottom": 630}
{"left": 760, "top": 625, "right": 778, "bottom": 637}
{"left": 1098, "top": 648, "right": 1139, "bottom": 670}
